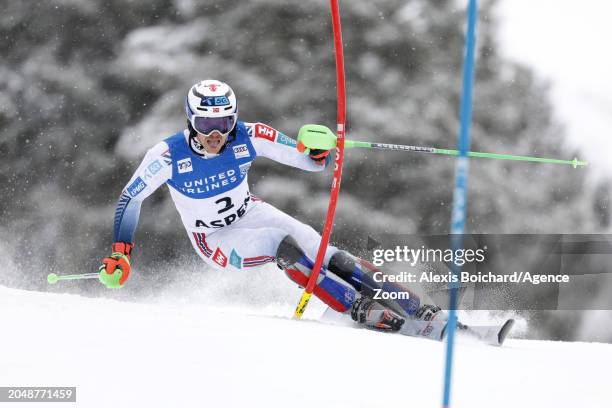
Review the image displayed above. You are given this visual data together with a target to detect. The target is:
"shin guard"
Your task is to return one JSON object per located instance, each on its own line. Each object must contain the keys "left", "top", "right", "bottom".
{"left": 277, "top": 236, "right": 356, "bottom": 312}
{"left": 328, "top": 251, "right": 421, "bottom": 317}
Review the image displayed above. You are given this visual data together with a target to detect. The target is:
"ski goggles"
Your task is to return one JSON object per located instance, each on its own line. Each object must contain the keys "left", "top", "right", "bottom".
{"left": 190, "top": 114, "right": 237, "bottom": 136}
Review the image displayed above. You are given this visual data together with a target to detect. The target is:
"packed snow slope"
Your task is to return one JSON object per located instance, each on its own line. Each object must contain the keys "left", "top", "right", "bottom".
{"left": 1, "top": 286, "right": 610, "bottom": 408}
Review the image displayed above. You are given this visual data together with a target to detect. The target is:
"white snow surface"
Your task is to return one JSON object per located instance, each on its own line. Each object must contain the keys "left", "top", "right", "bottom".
{"left": 1, "top": 285, "right": 610, "bottom": 408}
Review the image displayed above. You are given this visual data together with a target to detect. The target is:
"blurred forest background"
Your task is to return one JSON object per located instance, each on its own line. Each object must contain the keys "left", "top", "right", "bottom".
{"left": 1, "top": 0, "right": 610, "bottom": 341}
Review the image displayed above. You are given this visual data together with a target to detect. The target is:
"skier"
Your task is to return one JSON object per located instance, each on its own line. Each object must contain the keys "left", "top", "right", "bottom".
{"left": 100, "top": 79, "right": 440, "bottom": 331}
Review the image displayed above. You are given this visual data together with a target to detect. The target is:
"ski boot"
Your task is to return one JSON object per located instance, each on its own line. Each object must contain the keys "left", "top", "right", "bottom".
{"left": 350, "top": 297, "right": 405, "bottom": 332}
{"left": 415, "top": 304, "right": 469, "bottom": 330}
{"left": 415, "top": 304, "right": 442, "bottom": 321}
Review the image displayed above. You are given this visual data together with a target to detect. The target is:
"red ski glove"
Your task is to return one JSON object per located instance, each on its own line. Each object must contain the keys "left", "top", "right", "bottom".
{"left": 99, "top": 242, "right": 134, "bottom": 288}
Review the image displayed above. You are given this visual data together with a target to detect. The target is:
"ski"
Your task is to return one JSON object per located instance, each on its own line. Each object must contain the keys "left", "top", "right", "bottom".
{"left": 321, "top": 307, "right": 514, "bottom": 346}
{"left": 399, "top": 318, "right": 447, "bottom": 341}
{"left": 458, "top": 318, "right": 515, "bottom": 346}
{"left": 405, "top": 318, "right": 515, "bottom": 346}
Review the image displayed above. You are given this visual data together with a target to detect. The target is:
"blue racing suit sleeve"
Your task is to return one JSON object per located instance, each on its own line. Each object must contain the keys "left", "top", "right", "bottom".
{"left": 113, "top": 141, "right": 172, "bottom": 243}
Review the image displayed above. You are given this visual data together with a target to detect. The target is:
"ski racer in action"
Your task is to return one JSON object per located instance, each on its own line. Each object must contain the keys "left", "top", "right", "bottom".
{"left": 100, "top": 79, "right": 441, "bottom": 331}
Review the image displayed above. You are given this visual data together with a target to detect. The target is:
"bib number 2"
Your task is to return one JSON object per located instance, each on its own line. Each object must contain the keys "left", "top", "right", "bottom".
{"left": 195, "top": 192, "right": 251, "bottom": 229}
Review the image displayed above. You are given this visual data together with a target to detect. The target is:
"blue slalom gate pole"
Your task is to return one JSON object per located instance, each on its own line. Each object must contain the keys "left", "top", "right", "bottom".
{"left": 442, "top": 1, "right": 478, "bottom": 407}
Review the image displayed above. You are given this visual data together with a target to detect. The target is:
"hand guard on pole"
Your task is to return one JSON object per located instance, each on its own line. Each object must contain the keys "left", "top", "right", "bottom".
{"left": 99, "top": 242, "right": 134, "bottom": 289}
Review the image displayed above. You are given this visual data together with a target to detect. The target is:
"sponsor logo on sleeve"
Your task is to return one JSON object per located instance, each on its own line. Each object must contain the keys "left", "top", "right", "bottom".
{"left": 276, "top": 133, "right": 298, "bottom": 147}
{"left": 127, "top": 177, "right": 147, "bottom": 197}
{"left": 229, "top": 249, "right": 242, "bottom": 269}
{"left": 254, "top": 123, "right": 277, "bottom": 142}
{"left": 161, "top": 150, "right": 172, "bottom": 165}
{"left": 233, "top": 144, "right": 250, "bottom": 159}
{"left": 239, "top": 162, "right": 251, "bottom": 178}
{"left": 177, "top": 158, "right": 193, "bottom": 174}
{"left": 212, "top": 247, "right": 228, "bottom": 267}
{"left": 246, "top": 124, "right": 254, "bottom": 137}
{"left": 147, "top": 160, "right": 163, "bottom": 175}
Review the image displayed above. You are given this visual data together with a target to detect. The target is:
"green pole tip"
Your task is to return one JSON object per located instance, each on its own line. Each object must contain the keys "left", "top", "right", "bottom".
{"left": 47, "top": 273, "right": 59, "bottom": 284}
{"left": 572, "top": 158, "right": 588, "bottom": 168}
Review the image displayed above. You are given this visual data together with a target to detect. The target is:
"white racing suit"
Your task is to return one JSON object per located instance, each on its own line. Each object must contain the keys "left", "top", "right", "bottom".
{"left": 113, "top": 121, "right": 374, "bottom": 312}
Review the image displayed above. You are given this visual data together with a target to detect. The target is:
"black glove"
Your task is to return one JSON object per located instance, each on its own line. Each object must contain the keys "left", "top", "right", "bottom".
{"left": 309, "top": 148, "right": 331, "bottom": 163}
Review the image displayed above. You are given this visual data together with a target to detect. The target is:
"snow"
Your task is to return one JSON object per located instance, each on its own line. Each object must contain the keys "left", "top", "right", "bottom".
{"left": 1, "top": 286, "right": 610, "bottom": 408}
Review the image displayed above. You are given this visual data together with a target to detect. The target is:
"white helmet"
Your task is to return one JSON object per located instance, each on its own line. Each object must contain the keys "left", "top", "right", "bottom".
{"left": 185, "top": 79, "right": 238, "bottom": 136}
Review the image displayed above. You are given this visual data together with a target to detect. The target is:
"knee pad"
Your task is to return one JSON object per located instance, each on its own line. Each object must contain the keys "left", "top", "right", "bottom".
{"left": 276, "top": 235, "right": 313, "bottom": 284}
{"left": 328, "top": 250, "right": 359, "bottom": 283}
{"left": 276, "top": 235, "right": 304, "bottom": 269}
{"left": 328, "top": 250, "right": 371, "bottom": 293}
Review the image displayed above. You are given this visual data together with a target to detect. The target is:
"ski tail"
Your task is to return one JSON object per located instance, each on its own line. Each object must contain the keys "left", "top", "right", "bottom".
{"left": 497, "top": 318, "right": 515, "bottom": 345}
{"left": 458, "top": 319, "right": 515, "bottom": 346}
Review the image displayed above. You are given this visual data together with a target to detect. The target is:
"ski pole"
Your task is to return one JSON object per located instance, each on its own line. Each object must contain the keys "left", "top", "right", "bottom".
{"left": 297, "top": 124, "right": 588, "bottom": 168}
{"left": 47, "top": 272, "right": 100, "bottom": 284}
{"left": 346, "top": 140, "right": 587, "bottom": 168}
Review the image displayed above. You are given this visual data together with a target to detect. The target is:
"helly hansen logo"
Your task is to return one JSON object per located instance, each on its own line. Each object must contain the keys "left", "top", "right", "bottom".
{"left": 254, "top": 123, "right": 277, "bottom": 142}
{"left": 212, "top": 247, "right": 228, "bottom": 267}
{"left": 177, "top": 158, "right": 193, "bottom": 174}
{"left": 233, "top": 144, "right": 250, "bottom": 159}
